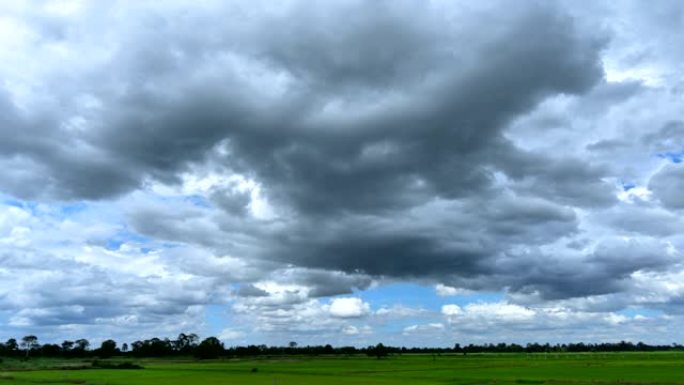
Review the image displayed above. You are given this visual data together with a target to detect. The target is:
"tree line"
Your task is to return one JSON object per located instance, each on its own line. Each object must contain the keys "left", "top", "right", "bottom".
{"left": 1, "top": 335, "right": 682, "bottom": 360}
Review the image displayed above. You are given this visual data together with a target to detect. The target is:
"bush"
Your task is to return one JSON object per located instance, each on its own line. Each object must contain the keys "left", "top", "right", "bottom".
{"left": 91, "top": 360, "right": 143, "bottom": 370}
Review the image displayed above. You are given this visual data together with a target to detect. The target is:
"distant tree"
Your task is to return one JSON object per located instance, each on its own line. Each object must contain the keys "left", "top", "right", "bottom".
{"left": 373, "top": 343, "right": 388, "bottom": 359}
{"left": 61, "top": 340, "right": 74, "bottom": 351}
{"left": 121, "top": 343, "right": 129, "bottom": 353}
{"left": 41, "top": 344, "right": 61, "bottom": 357}
{"left": 288, "top": 341, "right": 298, "bottom": 348}
{"left": 131, "top": 340, "right": 143, "bottom": 355}
{"left": 61, "top": 340, "right": 74, "bottom": 357}
{"left": 175, "top": 333, "right": 199, "bottom": 354}
{"left": 150, "top": 338, "right": 172, "bottom": 356}
{"left": 367, "top": 343, "right": 388, "bottom": 359}
{"left": 5, "top": 338, "right": 18, "bottom": 355}
{"left": 130, "top": 338, "right": 173, "bottom": 357}
{"left": 98, "top": 339, "right": 117, "bottom": 358}
{"left": 21, "top": 336, "right": 39, "bottom": 358}
{"left": 195, "top": 337, "right": 224, "bottom": 359}
{"left": 73, "top": 339, "right": 90, "bottom": 356}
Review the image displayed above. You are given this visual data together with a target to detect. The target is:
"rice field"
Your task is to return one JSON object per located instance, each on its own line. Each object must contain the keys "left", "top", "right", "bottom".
{"left": 2, "top": 352, "right": 684, "bottom": 385}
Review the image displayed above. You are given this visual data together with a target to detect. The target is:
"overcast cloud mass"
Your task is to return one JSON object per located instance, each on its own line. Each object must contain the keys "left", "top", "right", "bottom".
{"left": 2, "top": 0, "right": 684, "bottom": 346}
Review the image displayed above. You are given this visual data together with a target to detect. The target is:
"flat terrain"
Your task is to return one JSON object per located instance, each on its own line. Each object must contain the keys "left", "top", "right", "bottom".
{"left": 2, "top": 353, "right": 684, "bottom": 385}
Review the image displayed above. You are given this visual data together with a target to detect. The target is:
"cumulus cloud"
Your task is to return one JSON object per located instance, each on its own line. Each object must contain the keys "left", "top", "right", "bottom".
{"left": 649, "top": 165, "right": 684, "bottom": 209}
{"left": 328, "top": 298, "right": 371, "bottom": 319}
{"left": 2, "top": 0, "right": 604, "bottom": 287}
{"left": 435, "top": 284, "right": 472, "bottom": 297}
{"left": 341, "top": 325, "right": 372, "bottom": 336}
{"left": 441, "top": 305, "right": 463, "bottom": 317}
{"left": 376, "top": 305, "right": 429, "bottom": 318}
{"left": 444, "top": 302, "right": 536, "bottom": 323}
{"left": 435, "top": 300, "right": 680, "bottom": 343}
{"left": 403, "top": 323, "right": 445, "bottom": 335}
{"left": 219, "top": 328, "right": 245, "bottom": 342}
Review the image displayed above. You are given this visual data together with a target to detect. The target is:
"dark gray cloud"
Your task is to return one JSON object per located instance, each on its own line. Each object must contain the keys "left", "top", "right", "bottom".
{"left": 219, "top": 6, "right": 605, "bottom": 215}
{"left": 494, "top": 238, "right": 679, "bottom": 301}
{"left": 498, "top": 150, "right": 616, "bottom": 208}
{"left": 649, "top": 165, "right": 684, "bottom": 209}
{"left": 236, "top": 284, "right": 269, "bottom": 298}
{"left": 257, "top": 196, "right": 578, "bottom": 280}
{"left": 0, "top": 1, "right": 604, "bottom": 206}
{"left": 28, "top": 0, "right": 605, "bottom": 301}
{"left": 210, "top": 187, "right": 252, "bottom": 216}
{"left": 643, "top": 121, "right": 684, "bottom": 153}
{"left": 595, "top": 204, "right": 683, "bottom": 237}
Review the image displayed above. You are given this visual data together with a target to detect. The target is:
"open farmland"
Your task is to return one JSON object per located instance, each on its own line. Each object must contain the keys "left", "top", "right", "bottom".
{"left": 2, "top": 353, "right": 684, "bottom": 385}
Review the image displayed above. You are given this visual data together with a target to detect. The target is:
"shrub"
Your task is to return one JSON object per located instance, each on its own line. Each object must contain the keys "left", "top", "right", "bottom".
{"left": 91, "top": 360, "right": 143, "bottom": 370}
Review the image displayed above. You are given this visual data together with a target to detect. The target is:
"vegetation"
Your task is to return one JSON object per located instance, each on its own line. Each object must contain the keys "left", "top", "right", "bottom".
{"left": 3, "top": 334, "right": 684, "bottom": 384}
{"left": 3, "top": 352, "right": 684, "bottom": 384}
{"left": 2, "top": 334, "right": 682, "bottom": 360}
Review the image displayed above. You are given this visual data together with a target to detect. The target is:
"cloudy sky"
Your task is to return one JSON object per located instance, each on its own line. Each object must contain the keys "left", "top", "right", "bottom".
{"left": 2, "top": 0, "right": 684, "bottom": 347}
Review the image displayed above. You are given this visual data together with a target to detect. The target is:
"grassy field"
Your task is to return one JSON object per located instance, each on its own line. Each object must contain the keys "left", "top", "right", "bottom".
{"left": 2, "top": 353, "right": 684, "bottom": 385}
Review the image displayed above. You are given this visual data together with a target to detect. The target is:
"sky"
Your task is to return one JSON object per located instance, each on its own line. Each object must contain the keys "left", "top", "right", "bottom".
{"left": 1, "top": 0, "right": 684, "bottom": 348}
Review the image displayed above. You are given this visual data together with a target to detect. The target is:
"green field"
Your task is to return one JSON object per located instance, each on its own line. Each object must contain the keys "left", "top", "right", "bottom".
{"left": 2, "top": 353, "right": 684, "bottom": 385}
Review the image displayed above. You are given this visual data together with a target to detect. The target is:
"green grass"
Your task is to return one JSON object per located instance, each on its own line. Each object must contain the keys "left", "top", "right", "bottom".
{"left": 2, "top": 353, "right": 684, "bottom": 385}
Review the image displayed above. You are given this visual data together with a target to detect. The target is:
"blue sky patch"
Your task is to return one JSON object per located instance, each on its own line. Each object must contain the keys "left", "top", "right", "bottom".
{"left": 657, "top": 151, "right": 684, "bottom": 164}
{"left": 356, "top": 283, "right": 504, "bottom": 312}
{"left": 618, "top": 308, "right": 664, "bottom": 318}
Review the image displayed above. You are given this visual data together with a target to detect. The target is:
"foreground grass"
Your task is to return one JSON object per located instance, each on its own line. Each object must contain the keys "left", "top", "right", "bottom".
{"left": 2, "top": 352, "right": 684, "bottom": 385}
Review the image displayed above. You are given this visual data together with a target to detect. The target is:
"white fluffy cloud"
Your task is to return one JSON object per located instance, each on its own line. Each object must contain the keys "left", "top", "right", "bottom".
{"left": 328, "top": 298, "right": 371, "bottom": 319}
{"left": 435, "top": 284, "right": 473, "bottom": 297}
{"left": 219, "top": 328, "right": 245, "bottom": 342}
{"left": 442, "top": 302, "right": 535, "bottom": 323}
{"left": 342, "top": 325, "right": 372, "bottom": 336}
{"left": 403, "top": 323, "right": 445, "bottom": 335}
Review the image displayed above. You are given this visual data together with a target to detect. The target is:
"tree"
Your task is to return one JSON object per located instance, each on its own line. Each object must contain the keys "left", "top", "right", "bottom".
{"left": 98, "top": 339, "right": 117, "bottom": 358}
{"left": 41, "top": 344, "right": 61, "bottom": 356}
{"left": 195, "top": 337, "right": 224, "bottom": 359}
{"left": 368, "top": 343, "right": 388, "bottom": 359}
{"left": 175, "top": 333, "right": 199, "bottom": 354}
{"left": 61, "top": 340, "right": 74, "bottom": 356}
{"left": 73, "top": 339, "right": 90, "bottom": 356}
{"left": 21, "top": 336, "right": 39, "bottom": 359}
{"left": 121, "top": 343, "right": 129, "bottom": 353}
{"left": 288, "top": 341, "right": 298, "bottom": 348}
{"left": 131, "top": 340, "right": 143, "bottom": 355}
{"left": 5, "top": 339, "right": 18, "bottom": 355}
